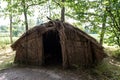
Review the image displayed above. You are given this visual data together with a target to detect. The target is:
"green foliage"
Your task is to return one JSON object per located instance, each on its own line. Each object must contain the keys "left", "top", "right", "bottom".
{"left": 104, "top": 31, "right": 118, "bottom": 46}
{"left": 106, "top": 0, "right": 120, "bottom": 46}
{"left": 0, "top": 25, "right": 9, "bottom": 32}
{"left": 65, "top": 0, "right": 120, "bottom": 47}
{"left": 1, "top": 0, "right": 120, "bottom": 46}
{"left": 12, "top": 26, "right": 24, "bottom": 37}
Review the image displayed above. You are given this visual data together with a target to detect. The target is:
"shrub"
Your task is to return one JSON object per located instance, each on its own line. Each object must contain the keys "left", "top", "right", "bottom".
{"left": 105, "top": 47, "right": 120, "bottom": 60}
{"left": 112, "top": 49, "right": 120, "bottom": 60}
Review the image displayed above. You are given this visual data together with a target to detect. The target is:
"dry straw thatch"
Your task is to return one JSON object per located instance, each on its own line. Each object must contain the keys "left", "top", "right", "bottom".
{"left": 11, "top": 20, "right": 106, "bottom": 68}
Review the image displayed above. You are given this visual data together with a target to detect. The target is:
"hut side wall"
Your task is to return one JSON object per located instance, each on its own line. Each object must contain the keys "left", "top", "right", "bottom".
{"left": 91, "top": 44, "right": 105, "bottom": 63}
{"left": 65, "top": 27, "right": 95, "bottom": 67}
{"left": 14, "top": 31, "right": 43, "bottom": 65}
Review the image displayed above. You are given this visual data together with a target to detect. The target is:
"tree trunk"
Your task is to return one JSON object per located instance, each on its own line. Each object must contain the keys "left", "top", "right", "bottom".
{"left": 24, "top": 9, "right": 28, "bottom": 31}
{"left": 48, "top": 0, "right": 51, "bottom": 18}
{"left": 10, "top": 14, "right": 13, "bottom": 44}
{"left": 22, "top": 0, "right": 28, "bottom": 31}
{"left": 100, "top": 13, "right": 107, "bottom": 45}
{"left": 9, "top": 0, "right": 13, "bottom": 44}
{"left": 61, "top": 0, "right": 65, "bottom": 22}
{"left": 22, "top": 0, "right": 28, "bottom": 64}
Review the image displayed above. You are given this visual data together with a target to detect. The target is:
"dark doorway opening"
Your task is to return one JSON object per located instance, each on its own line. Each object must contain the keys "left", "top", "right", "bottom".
{"left": 43, "top": 30, "right": 62, "bottom": 66}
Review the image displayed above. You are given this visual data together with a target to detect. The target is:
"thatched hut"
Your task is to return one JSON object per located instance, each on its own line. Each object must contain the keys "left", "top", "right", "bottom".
{"left": 11, "top": 20, "right": 106, "bottom": 68}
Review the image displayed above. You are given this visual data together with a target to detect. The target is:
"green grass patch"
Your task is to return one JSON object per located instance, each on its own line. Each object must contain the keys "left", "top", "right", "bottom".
{"left": 92, "top": 58, "right": 120, "bottom": 80}
{"left": 0, "top": 37, "right": 18, "bottom": 70}
{"left": 91, "top": 46, "right": 120, "bottom": 80}
{"left": 0, "top": 37, "right": 19, "bottom": 49}
{"left": 0, "top": 47, "right": 15, "bottom": 70}
{"left": 105, "top": 47, "right": 120, "bottom": 61}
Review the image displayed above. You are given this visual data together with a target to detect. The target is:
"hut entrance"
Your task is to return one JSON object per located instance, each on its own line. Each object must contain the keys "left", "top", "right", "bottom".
{"left": 43, "top": 30, "right": 62, "bottom": 66}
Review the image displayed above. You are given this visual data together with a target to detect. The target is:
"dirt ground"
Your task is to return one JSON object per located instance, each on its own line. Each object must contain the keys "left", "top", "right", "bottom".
{"left": 0, "top": 66, "right": 101, "bottom": 80}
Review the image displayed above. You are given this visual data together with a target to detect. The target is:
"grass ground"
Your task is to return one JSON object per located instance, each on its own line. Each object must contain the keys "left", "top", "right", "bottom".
{"left": 91, "top": 46, "right": 120, "bottom": 80}
{"left": 0, "top": 37, "right": 17, "bottom": 70}
{"left": 0, "top": 37, "right": 19, "bottom": 49}
{"left": 0, "top": 45, "right": 15, "bottom": 70}
{"left": 93, "top": 57, "right": 120, "bottom": 80}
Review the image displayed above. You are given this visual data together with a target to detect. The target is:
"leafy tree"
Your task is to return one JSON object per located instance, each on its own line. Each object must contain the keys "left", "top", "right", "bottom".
{"left": 4, "top": 0, "right": 46, "bottom": 31}
{"left": 65, "top": 0, "right": 120, "bottom": 47}
{"left": 3, "top": 0, "right": 14, "bottom": 43}
{"left": 101, "top": 0, "right": 120, "bottom": 46}
{"left": 14, "top": 0, "right": 46, "bottom": 31}
{"left": 0, "top": 25, "right": 8, "bottom": 32}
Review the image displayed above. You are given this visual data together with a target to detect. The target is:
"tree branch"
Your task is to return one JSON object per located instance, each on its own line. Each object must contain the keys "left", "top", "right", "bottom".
{"left": 53, "top": 0, "right": 61, "bottom": 7}
{"left": 116, "top": 8, "right": 120, "bottom": 27}
{"left": 27, "top": 1, "right": 46, "bottom": 9}
{"left": 109, "top": 22, "right": 120, "bottom": 46}
{"left": 106, "top": 8, "right": 120, "bottom": 31}
{"left": 66, "top": 12, "right": 101, "bottom": 22}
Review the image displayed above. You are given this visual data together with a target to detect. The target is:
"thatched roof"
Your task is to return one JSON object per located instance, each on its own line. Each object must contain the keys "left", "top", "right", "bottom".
{"left": 11, "top": 20, "right": 103, "bottom": 50}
